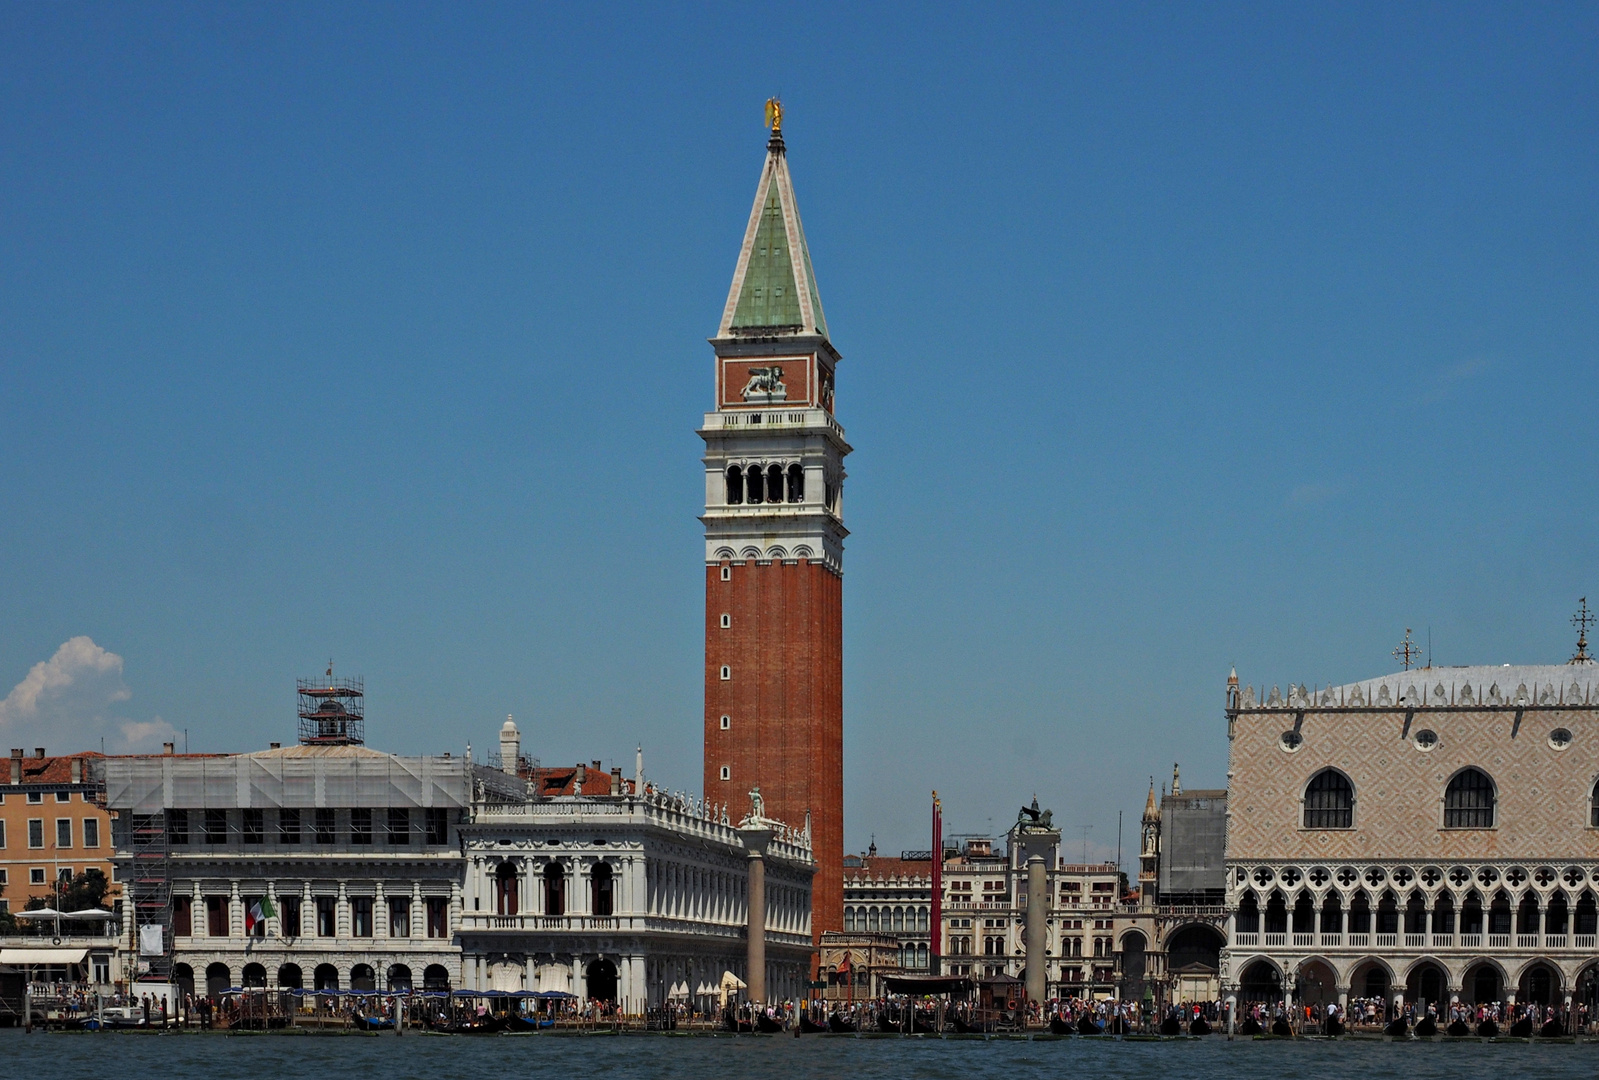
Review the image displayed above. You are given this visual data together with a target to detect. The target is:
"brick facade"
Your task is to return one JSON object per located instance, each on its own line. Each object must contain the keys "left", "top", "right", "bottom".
{"left": 704, "top": 558, "right": 842, "bottom": 943}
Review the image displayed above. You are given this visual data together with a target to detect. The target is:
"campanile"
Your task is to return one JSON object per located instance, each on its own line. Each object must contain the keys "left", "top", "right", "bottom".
{"left": 700, "top": 106, "right": 848, "bottom": 945}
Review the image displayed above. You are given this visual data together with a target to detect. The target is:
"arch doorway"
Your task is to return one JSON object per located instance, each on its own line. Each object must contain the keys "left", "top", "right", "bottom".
{"left": 1405, "top": 961, "right": 1446, "bottom": 1007}
{"left": 1296, "top": 960, "right": 1337, "bottom": 1008}
{"left": 1464, "top": 962, "right": 1501, "bottom": 1004}
{"left": 388, "top": 964, "right": 413, "bottom": 993}
{"left": 1120, "top": 930, "right": 1147, "bottom": 1000}
{"left": 241, "top": 962, "right": 267, "bottom": 989}
{"left": 1349, "top": 960, "right": 1390, "bottom": 1000}
{"left": 205, "top": 962, "right": 231, "bottom": 999}
{"left": 314, "top": 963, "right": 340, "bottom": 992}
{"left": 350, "top": 964, "right": 377, "bottom": 992}
{"left": 1519, "top": 963, "right": 1559, "bottom": 1006}
{"left": 1238, "top": 959, "right": 1281, "bottom": 1003}
{"left": 173, "top": 963, "right": 195, "bottom": 1001}
{"left": 423, "top": 964, "right": 451, "bottom": 992}
{"left": 586, "top": 958, "right": 619, "bottom": 1003}
{"left": 278, "top": 964, "right": 303, "bottom": 990}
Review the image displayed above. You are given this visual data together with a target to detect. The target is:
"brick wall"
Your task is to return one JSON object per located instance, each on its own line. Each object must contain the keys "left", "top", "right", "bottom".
{"left": 704, "top": 558, "right": 842, "bottom": 943}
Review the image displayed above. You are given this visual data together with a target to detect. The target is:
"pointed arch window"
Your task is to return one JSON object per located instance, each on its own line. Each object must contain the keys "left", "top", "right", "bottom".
{"left": 1303, "top": 769, "right": 1354, "bottom": 829}
{"left": 1590, "top": 779, "right": 1599, "bottom": 827}
{"left": 1444, "top": 768, "right": 1495, "bottom": 829}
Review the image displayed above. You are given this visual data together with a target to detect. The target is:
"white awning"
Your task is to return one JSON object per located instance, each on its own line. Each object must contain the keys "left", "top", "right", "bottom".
{"left": 0, "top": 948, "right": 89, "bottom": 965}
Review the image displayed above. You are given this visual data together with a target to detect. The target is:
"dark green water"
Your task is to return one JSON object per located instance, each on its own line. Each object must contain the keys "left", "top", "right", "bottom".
{"left": 5, "top": 1030, "right": 1598, "bottom": 1079}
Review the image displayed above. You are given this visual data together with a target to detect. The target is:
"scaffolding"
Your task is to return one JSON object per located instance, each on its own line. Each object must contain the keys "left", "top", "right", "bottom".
{"left": 297, "top": 677, "right": 364, "bottom": 746}
{"left": 125, "top": 807, "right": 173, "bottom": 981}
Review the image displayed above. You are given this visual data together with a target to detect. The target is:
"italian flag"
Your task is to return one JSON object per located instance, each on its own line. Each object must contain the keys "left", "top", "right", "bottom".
{"left": 246, "top": 895, "right": 277, "bottom": 935}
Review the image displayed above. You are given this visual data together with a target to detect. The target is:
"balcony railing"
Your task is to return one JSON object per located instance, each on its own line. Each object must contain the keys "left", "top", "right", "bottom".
{"left": 1263, "top": 933, "right": 1287, "bottom": 947}
{"left": 1517, "top": 934, "right": 1539, "bottom": 949}
{"left": 1375, "top": 934, "right": 1397, "bottom": 948}
{"left": 1234, "top": 933, "right": 1259, "bottom": 947}
{"left": 1320, "top": 933, "right": 1342, "bottom": 946}
{"left": 1488, "top": 934, "right": 1510, "bottom": 948}
{"left": 1292, "top": 933, "right": 1315, "bottom": 947}
{"left": 1460, "top": 934, "right": 1482, "bottom": 947}
{"left": 1576, "top": 935, "right": 1596, "bottom": 949}
{"left": 1431, "top": 933, "right": 1452, "bottom": 947}
{"left": 1405, "top": 934, "right": 1426, "bottom": 948}
{"left": 1347, "top": 933, "right": 1369, "bottom": 947}
{"left": 1545, "top": 935, "right": 1568, "bottom": 949}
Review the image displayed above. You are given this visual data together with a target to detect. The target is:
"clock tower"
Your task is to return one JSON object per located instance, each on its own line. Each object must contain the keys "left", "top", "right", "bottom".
{"left": 700, "top": 109, "right": 848, "bottom": 946}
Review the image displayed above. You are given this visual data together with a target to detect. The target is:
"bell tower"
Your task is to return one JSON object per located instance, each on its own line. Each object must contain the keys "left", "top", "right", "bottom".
{"left": 700, "top": 105, "right": 849, "bottom": 945}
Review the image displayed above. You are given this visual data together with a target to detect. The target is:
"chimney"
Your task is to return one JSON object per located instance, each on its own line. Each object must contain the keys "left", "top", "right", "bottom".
{"left": 610, "top": 767, "right": 622, "bottom": 796}
{"left": 9, "top": 749, "right": 21, "bottom": 785}
{"left": 162, "top": 742, "right": 175, "bottom": 756}
{"left": 70, "top": 758, "right": 82, "bottom": 784}
{"left": 34, "top": 747, "right": 45, "bottom": 759}
{"left": 269, "top": 742, "right": 281, "bottom": 750}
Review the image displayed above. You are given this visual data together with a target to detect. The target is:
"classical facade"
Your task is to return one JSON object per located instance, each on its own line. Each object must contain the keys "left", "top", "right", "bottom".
{"left": 700, "top": 106, "right": 848, "bottom": 943}
{"left": 458, "top": 724, "right": 815, "bottom": 1011}
{"left": 936, "top": 812, "right": 1130, "bottom": 996}
{"left": 102, "top": 741, "right": 509, "bottom": 999}
{"left": 841, "top": 846, "right": 932, "bottom": 972}
{"left": 1222, "top": 656, "right": 1599, "bottom": 1012}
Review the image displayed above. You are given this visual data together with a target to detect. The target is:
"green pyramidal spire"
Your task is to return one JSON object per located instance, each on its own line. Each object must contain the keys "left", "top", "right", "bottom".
{"left": 718, "top": 126, "right": 828, "bottom": 340}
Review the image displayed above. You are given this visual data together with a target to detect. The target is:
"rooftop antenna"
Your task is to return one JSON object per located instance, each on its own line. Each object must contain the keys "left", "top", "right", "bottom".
{"left": 1074, "top": 824, "right": 1093, "bottom": 865}
{"left": 1427, "top": 627, "right": 1432, "bottom": 669}
{"left": 1573, "top": 598, "right": 1595, "bottom": 664}
{"left": 1393, "top": 628, "right": 1421, "bottom": 671}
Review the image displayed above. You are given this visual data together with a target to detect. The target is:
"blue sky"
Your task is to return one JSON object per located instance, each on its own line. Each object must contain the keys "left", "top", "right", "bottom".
{"left": 1, "top": 3, "right": 1595, "bottom": 861}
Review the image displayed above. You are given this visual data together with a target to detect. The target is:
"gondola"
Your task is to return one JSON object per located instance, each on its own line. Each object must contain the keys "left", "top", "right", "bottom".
{"left": 1508, "top": 1017, "right": 1534, "bottom": 1038}
{"left": 1476, "top": 1019, "right": 1498, "bottom": 1037}
{"left": 1326, "top": 1017, "right": 1344, "bottom": 1036}
{"left": 876, "top": 1011, "right": 897, "bottom": 1032}
{"left": 355, "top": 1015, "right": 394, "bottom": 1031}
{"left": 1078, "top": 1015, "right": 1103, "bottom": 1035}
{"left": 1446, "top": 1020, "right": 1470, "bottom": 1037}
{"left": 1414, "top": 1016, "right": 1437, "bottom": 1037}
{"left": 1270, "top": 1018, "right": 1292, "bottom": 1037}
{"left": 1238, "top": 1018, "right": 1263, "bottom": 1035}
{"left": 1048, "top": 1016, "right": 1073, "bottom": 1035}
{"left": 756, "top": 1013, "right": 785, "bottom": 1034}
{"left": 1188, "top": 1017, "right": 1210, "bottom": 1036}
{"left": 1110, "top": 1016, "right": 1130, "bottom": 1035}
{"left": 505, "top": 1014, "right": 554, "bottom": 1032}
{"left": 1383, "top": 1017, "right": 1409, "bottom": 1036}
{"left": 431, "top": 1014, "right": 508, "bottom": 1034}
{"left": 828, "top": 1013, "right": 858, "bottom": 1033}
{"left": 950, "top": 1015, "right": 982, "bottom": 1034}
{"left": 1540, "top": 1019, "right": 1564, "bottom": 1038}
{"left": 913, "top": 1013, "right": 936, "bottom": 1035}
{"left": 1159, "top": 1016, "right": 1182, "bottom": 1036}
{"left": 799, "top": 1014, "right": 827, "bottom": 1034}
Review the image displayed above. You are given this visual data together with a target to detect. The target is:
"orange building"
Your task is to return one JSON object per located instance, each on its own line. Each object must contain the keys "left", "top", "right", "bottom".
{"left": 0, "top": 748, "right": 117, "bottom": 913}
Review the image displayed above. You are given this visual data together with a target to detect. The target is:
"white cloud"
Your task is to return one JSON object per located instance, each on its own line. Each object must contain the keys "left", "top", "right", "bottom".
{"left": 0, "top": 637, "right": 173, "bottom": 753}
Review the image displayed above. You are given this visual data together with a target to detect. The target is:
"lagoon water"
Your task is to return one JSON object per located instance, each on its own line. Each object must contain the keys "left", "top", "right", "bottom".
{"left": 5, "top": 1029, "right": 1598, "bottom": 1080}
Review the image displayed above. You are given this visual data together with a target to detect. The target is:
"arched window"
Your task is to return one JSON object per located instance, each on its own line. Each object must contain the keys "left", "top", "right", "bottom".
{"left": 495, "top": 862, "right": 519, "bottom": 916}
{"left": 786, "top": 464, "right": 804, "bottom": 503}
{"left": 1303, "top": 769, "right": 1354, "bottom": 829}
{"left": 543, "top": 862, "right": 565, "bottom": 917}
{"left": 746, "top": 465, "right": 764, "bottom": 504}
{"left": 1444, "top": 768, "right": 1495, "bottom": 828}
{"left": 1590, "top": 779, "right": 1599, "bottom": 827}
{"left": 725, "top": 466, "right": 743, "bottom": 505}
{"left": 766, "top": 464, "right": 783, "bottom": 504}
{"left": 591, "top": 862, "right": 614, "bottom": 917}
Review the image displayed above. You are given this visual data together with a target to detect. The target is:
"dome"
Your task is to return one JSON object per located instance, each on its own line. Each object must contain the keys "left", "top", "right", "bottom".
{"left": 501, "top": 718, "right": 518, "bottom": 733}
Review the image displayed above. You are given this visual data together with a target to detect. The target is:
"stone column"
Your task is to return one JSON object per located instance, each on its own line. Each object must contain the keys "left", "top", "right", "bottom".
{"left": 1025, "top": 856, "right": 1047, "bottom": 1005}
{"left": 739, "top": 822, "right": 774, "bottom": 1004}
{"left": 229, "top": 880, "right": 242, "bottom": 938}
{"left": 192, "top": 883, "right": 205, "bottom": 938}
{"left": 375, "top": 882, "right": 388, "bottom": 938}
{"left": 337, "top": 883, "right": 349, "bottom": 939}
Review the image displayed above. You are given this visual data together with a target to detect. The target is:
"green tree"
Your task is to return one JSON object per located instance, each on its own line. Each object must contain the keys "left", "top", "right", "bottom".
{"left": 60, "top": 868, "right": 110, "bottom": 912}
